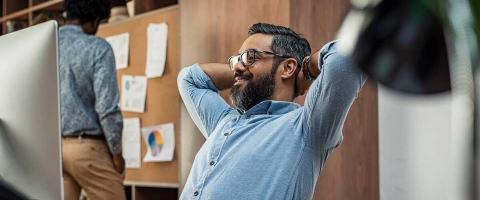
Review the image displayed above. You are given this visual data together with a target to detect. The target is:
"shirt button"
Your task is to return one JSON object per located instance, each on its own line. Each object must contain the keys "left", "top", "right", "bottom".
{"left": 209, "top": 161, "right": 215, "bottom": 166}
{"left": 224, "top": 132, "right": 229, "bottom": 136}
{"left": 194, "top": 191, "right": 199, "bottom": 196}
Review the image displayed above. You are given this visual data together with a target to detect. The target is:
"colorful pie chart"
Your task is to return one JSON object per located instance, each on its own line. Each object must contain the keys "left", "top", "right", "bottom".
{"left": 147, "top": 130, "right": 163, "bottom": 156}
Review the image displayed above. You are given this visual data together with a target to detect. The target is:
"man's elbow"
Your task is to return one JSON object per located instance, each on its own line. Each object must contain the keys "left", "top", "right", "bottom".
{"left": 177, "top": 65, "right": 195, "bottom": 91}
{"left": 177, "top": 65, "right": 191, "bottom": 82}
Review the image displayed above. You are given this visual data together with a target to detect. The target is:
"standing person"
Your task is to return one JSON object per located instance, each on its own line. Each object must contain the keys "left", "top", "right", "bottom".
{"left": 59, "top": 0, "right": 125, "bottom": 199}
{"left": 178, "top": 23, "right": 366, "bottom": 199}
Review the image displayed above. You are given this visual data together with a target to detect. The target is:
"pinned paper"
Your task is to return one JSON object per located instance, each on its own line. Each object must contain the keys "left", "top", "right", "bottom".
{"left": 141, "top": 123, "right": 175, "bottom": 162}
{"left": 121, "top": 75, "right": 147, "bottom": 113}
{"left": 122, "top": 118, "right": 141, "bottom": 168}
{"left": 145, "top": 23, "right": 168, "bottom": 78}
{"left": 106, "top": 33, "right": 130, "bottom": 70}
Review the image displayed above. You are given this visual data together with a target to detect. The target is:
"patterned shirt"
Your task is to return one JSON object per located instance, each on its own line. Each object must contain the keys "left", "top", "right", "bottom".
{"left": 178, "top": 41, "right": 366, "bottom": 199}
{"left": 59, "top": 25, "right": 123, "bottom": 155}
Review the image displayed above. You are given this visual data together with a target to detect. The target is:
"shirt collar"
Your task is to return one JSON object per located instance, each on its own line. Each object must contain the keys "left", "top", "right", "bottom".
{"left": 239, "top": 100, "right": 300, "bottom": 117}
{"left": 60, "top": 25, "right": 84, "bottom": 33}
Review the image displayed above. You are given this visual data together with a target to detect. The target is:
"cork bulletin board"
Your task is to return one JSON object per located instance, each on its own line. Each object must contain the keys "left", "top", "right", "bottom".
{"left": 97, "top": 5, "right": 180, "bottom": 185}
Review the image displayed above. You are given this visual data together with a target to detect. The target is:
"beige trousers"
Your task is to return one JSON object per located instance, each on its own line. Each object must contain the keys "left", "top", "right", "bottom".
{"left": 62, "top": 137, "right": 126, "bottom": 200}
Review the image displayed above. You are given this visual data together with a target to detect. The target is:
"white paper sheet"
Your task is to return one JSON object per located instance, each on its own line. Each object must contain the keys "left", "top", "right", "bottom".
{"left": 145, "top": 23, "right": 168, "bottom": 78}
{"left": 121, "top": 75, "right": 147, "bottom": 113}
{"left": 141, "top": 123, "right": 175, "bottom": 162}
{"left": 106, "top": 33, "right": 130, "bottom": 70}
{"left": 122, "top": 118, "right": 141, "bottom": 168}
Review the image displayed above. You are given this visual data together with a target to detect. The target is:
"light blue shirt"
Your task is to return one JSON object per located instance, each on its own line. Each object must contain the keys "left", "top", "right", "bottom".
{"left": 178, "top": 41, "right": 366, "bottom": 200}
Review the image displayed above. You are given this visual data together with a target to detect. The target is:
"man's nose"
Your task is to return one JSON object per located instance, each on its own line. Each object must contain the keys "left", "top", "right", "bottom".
{"left": 233, "top": 61, "right": 247, "bottom": 73}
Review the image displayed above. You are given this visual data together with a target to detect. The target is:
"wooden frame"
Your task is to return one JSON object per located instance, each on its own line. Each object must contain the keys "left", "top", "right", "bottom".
{"left": 0, "top": 0, "right": 62, "bottom": 34}
{"left": 0, "top": 0, "right": 61, "bottom": 23}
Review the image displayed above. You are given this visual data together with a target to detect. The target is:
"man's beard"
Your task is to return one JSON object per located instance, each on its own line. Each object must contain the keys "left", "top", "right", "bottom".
{"left": 230, "top": 71, "right": 275, "bottom": 112}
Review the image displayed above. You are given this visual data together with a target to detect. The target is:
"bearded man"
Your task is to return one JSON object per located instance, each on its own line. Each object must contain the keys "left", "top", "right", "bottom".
{"left": 178, "top": 23, "right": 366, "bottom": 200}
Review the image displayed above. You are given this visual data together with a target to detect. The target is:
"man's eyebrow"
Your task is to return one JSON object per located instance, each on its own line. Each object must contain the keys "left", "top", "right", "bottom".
{"left": 238, "top": 48, "right": 267, "bottom": 54}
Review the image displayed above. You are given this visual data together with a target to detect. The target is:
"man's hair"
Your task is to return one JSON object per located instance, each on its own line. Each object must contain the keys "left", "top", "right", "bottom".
{"left": 248, "top": 23, "right": 311, "bottom": 70}
{"left": 64, "top": 0, "right": 111, "bottom": 23}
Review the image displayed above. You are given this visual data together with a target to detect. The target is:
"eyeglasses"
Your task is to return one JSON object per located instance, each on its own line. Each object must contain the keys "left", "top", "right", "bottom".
{"left": 228, "top": 49, "right": 292, "bottom": 70}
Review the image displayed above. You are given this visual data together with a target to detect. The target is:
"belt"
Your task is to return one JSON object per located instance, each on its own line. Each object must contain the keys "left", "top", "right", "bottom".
{"left": 62, "top": 134, "right": 105, "bottom": 140}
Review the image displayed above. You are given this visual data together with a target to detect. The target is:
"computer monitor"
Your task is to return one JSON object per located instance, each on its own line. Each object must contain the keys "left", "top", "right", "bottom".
{"left": 0, "top": 21, "right": 62, "bottom": 199}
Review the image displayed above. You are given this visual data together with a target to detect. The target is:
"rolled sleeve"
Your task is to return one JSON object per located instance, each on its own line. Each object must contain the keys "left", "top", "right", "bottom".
{"left": 177, "top": 64, "right": 232, "bottom": 138}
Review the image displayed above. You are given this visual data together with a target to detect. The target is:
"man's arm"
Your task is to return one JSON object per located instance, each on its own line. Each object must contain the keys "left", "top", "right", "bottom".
{"left": 93, "top": 42, "right": 123, "bottom": 155}
{"left": 200, "top": 63, "right": 235, "bottom": 90}
{"left": 177, "top": 63, "right": 233, "bottom": 138}
{"left": 300, "top": 41, "right": 367, "bottom": 150}
{"left": 93, "top": 42, "right": 125, "bottom": 173}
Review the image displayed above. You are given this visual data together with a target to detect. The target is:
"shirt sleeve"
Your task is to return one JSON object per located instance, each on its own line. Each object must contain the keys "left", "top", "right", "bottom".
{"left": 93, "top": 41, "right": 123, "bottom": 155}
{"left": 301, "top": 41, "right": 367, "bottom": 150}
{"left": 177, "top": 64, "right": 232, "bottom": 138}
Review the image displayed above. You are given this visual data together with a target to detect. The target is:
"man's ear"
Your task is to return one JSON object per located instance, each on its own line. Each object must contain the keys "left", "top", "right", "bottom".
{"left": 280, "top": 58, "right": 298, "bottom": 79}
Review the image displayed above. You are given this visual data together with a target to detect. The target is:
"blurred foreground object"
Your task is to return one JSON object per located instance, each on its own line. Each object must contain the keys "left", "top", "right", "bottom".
{"left": 338, "top": 0, "right": 479, "bottom": 199}
{"left": 338, "top": 0, "right": 453, "bottom": 94}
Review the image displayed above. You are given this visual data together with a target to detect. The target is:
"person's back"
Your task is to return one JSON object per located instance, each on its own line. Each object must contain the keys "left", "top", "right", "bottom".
{"left": 59, "top": 25, "right": 117, "bottom": 134}
{"left": 59, "top": 0, "right": 126, "bottom": 200}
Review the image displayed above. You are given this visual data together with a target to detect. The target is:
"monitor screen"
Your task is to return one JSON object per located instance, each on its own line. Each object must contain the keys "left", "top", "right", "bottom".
{"left": 0, "top": 21, "right": 62, "bottom": 200}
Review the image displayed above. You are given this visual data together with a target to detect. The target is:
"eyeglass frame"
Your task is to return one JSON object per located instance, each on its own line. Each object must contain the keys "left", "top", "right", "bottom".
{"left": 227, "top": 49, "right": 293, "bottom": 71}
